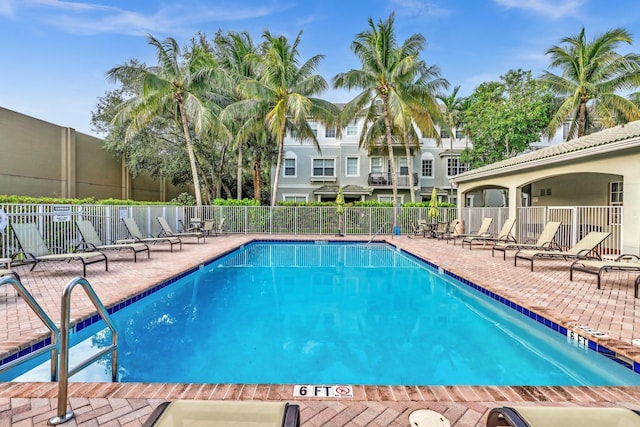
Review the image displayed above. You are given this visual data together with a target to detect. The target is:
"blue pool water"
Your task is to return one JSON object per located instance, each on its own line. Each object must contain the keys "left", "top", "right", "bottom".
{"left": 6, "top": 241, "right": 640, "bottom": 386}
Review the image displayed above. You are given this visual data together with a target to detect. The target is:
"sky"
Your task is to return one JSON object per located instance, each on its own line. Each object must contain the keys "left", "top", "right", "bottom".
{"left": 1, "top": 0, "right": 640, "bottom": 137}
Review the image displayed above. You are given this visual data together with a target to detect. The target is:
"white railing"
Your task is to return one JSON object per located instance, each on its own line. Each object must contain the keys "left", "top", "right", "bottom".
{"left": 461, "top": 205, "right": 622, "bottom": 254}
{"left": 0, "top": 204, "right": 621, "bottom": 258}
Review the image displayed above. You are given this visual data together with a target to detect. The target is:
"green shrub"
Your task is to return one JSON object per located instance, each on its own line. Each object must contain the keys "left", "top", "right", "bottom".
{"left": 170, "top": 192, "right": 196, "bottom": 206}
{"left": 212, "top": 198, "right": 260, "bottom": 206}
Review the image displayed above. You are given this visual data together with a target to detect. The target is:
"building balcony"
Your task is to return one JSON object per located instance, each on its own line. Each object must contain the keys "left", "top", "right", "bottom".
{"left": 368, "top": 173, "right": 418, "bottom": 188}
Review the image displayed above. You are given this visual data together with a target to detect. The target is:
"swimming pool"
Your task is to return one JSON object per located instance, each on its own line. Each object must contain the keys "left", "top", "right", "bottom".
{"left": 5, "top": 241, "right": 640, "bottom": 386}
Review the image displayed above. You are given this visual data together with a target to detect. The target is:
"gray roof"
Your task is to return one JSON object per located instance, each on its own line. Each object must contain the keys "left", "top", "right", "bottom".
{"left": 313, "top": 185, "right": 372, "bottom": 196}
{"left": 451, "top": 120, "right": 640, "bottom": 183}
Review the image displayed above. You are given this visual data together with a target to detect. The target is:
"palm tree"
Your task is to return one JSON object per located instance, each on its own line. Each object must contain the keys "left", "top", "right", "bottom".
{"left": 540, "top": 27, "right": 640, "bottom": 139}
{"left": 224, "top": 30, "right": 337, "bottom": 206}
{"left": 334, "top": 13, "right": 446, "bottom": 214}
{"left": 107, "top": 35, "right": 221, "bottom": 206}
{"left": 437, "top": 86, "right": 466, "bottom": 199}
{"left": 215, "top": 30, "right": 262, "bottom": 200}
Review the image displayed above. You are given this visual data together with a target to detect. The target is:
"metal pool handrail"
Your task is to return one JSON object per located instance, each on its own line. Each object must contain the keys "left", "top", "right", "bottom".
{"left": 0, "top": 275, "right": 60, "bottom": 381}
{"left": 365, "top": 223, "right": 389, "bottom": 246}
{"left": 49, "top": 277, "right": 118, "bottom": 425}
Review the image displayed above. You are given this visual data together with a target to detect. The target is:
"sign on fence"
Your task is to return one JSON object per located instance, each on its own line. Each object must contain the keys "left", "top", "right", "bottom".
{"left": 52, "top": 206, "right": 72, "bottom": 222}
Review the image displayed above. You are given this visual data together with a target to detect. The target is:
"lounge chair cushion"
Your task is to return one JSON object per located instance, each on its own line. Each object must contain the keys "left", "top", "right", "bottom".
{"left": 487, "top": 406, "right": 640, "bottom": 427}
{"left": 143, "top": 400, "right": 299, "bottom": 427}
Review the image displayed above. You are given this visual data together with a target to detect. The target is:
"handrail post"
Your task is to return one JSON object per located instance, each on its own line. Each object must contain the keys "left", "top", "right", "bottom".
{"left": 48, "top": 277, "right": 118, "bottom": 425}
{"left": 0, "top": 275, "right": 59, "bottom": 381}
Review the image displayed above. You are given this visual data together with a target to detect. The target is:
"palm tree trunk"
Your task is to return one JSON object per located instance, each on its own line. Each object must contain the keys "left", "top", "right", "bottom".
{"left": 382, "top": 99, "right": 399, "bottom": 207}
{"left": 578, "top": 97, "right": 587, "bottom": 137}
{"left": 253, "top": 157, "right": 262, "bottom": 202}
{"left": 178, "top": 103, "right": 202, "bottom": 206}
{"left": 404, "top": 140, "right": 415, "bottom": 203}
{"left": 237, "top": 141, "right": 243, "bottom": 199}
{"left": 270, "top": 122, "right": 287, "bottom": 206}
{"left": 382, "top": 97, "right": 399, "bottom": 232}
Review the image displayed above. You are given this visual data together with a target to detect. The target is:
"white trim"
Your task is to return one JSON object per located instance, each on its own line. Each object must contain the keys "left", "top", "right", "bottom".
{"left": 311, "top": 156, "right": 337, "bottom": 179}
{"left": 345, "top": 156, "right": 360, "bottom": 177}
{"left": 283, "top": 152, "right": 297, "bottom": 178}
{"left": 377, "top": 194, "right": 404, "bottom": 204}
{"left": 282, "top": 193, "right": 308, "bottom": 202}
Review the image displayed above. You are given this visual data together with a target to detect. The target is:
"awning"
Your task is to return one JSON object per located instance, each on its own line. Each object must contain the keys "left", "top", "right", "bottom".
{"left": 419, "top": 186, "right": 451, "bottom": 197}
{"left": 313, "top": 185, "right": 373, "bottom": 196}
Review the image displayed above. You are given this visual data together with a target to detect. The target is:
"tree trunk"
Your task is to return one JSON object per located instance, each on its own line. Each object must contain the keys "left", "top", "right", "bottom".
{"left": 217, "top": 141, "right": 228, "bottom": 200}
{"left": 404, "top": 140, "right": 415, "bottom": 203}
{"left": 253, "top": 157, "right": 262, "bottom": 202}
{"left": 237, "top": 141, "right": 243, "bottom": 200}
{"left": 578, "top": 97, "right": 587, "bottom": 138}
{"left": 382, "top": 96, "right": 399, "bottom": 231}
{"left": 178, "top": 103, "right": 202, "bottom": 206}
{"left": 270, "top": 121, "right": 287, "bottom": 206}
{"left": 382, "top": 97, "right": 398, "bottom": 208}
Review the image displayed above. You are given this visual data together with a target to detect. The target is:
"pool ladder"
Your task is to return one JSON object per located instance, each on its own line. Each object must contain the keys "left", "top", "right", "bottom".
{"left": 0, "top": 275, "right": 59, "bottom": 382}
{"left": 0, "top": 275, "right": 118, "bottom": 425}
{"left": 49, "top": 277, "right": 118, "bottom": 425}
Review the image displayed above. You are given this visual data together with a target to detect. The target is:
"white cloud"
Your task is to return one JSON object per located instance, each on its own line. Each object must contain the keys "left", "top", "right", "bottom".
{"left": 390, "top": 0, "right": 454, "bottom": 17}
{"left": 492, "top": 0, "right": 584, "bottom": 20}
{"left": 6, "top": 1, "right": 293, "bottom": 36}
{"left": 0, "top": 0, "right": 15, "bottom": 16}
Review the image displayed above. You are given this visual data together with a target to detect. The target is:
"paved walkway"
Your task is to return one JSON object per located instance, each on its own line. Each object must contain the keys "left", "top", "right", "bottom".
{"left": 2, "top": 233, "right": 640, "bottom": 426}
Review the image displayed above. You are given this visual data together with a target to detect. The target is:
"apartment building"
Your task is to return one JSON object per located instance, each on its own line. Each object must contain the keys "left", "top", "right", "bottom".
{"left": 273, "top": 118, "right": 473, "bottom": 206}
{"left": 273, "top": 114, "right": 565, "bottom": 206}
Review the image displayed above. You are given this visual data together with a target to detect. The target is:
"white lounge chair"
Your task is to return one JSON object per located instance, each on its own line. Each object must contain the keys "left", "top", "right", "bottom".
{"left": 514, "top": 231, "right": 611, "bottom": 271}
{"left": 492, "top": 221, "right": 561, "bottom": 260}
{"left": 76, "top": 220, "right": 150, "bottom": 262}
{"left": 143, "top": 400, "right": 300, "bottom": 427}
{"left": 570, "top": 253, "right": 640, "bottom": 292}
{"left": 487, "top": 406, "right": 640, "bottom": 427}
{"left": 11, "top": 222, "right": 107, "bottom": 276}
{"left": 120, "top": 218, "right": 182, "bottom": 252}
{"left": 157, "top": 217, "right": 206, "bottom": 244}
{"left": 461, "top": 218, "right": 516, "bottom": 250}
{"left": 446, "top": 217, "right": 493, "bottom": 245}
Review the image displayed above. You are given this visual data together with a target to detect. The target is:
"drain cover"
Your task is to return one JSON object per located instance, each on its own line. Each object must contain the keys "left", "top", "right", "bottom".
{"left": 409, "top": 409, "right": 451, "bottom": 427}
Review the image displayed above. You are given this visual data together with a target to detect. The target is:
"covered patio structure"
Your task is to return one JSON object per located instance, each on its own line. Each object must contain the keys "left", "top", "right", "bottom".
{"left": 451, "top": 121, "right": 640, "bottom": 254}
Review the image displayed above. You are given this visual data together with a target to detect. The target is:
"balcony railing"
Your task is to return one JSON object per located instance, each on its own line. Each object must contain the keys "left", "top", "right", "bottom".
{"left": 368, "top": 173, "right": 419, "bottom": 187}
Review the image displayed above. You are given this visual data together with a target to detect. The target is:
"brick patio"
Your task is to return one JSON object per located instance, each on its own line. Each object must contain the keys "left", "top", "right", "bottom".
{"left": 2, "top": 233, "right": 640, "bottom": 426}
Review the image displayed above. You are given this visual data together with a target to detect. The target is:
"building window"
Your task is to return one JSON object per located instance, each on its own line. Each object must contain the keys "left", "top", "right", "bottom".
{"left": 421, "top": 159, "right": 433, "bottom": 177}
{"left": 346, "top": 157, "right": 359, "bottom": 176}
{"left": 346, "top": 121, "right": 358, "bottom": 136}
{"left": 283, "top": 195, "right": 307, "bottom": 202}
{"left": 455, "top": 129, "right": 464, "bottom": 139}
{"left": 284, "top": 158, "right": 296, "bottom": 177}
{"left": 609, "top": 181, "right": 623, "bottom": 225}
{"left": 440, "top": 129, "right": 450, "bottom": 139}
{"left": 378, "top": 195, "right": 404, "bottom": 204}
{"left": 610, "top": 181, "right": 623, "bottom": 205}
{"left": 447, "top": 157, "right": 468, "bottom": 176}
{"left": 371, "top": 157, "right": 383, "bottom": 173}
{"left": 309, "top": 121, "right": 318, "bottom": 137}
{"left": 313, "top": 158, "right": 335, "bottom": 177}
{"left": 398, "top": 157, "right": 408, "bottom": 176}
{"left": 325, "top": 126, "right": 336, "bottom": 138}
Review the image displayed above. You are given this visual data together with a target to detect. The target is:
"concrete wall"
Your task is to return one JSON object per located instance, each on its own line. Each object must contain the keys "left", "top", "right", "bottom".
{"left": 0, "top": 107, "right": 187, "bottom": 201}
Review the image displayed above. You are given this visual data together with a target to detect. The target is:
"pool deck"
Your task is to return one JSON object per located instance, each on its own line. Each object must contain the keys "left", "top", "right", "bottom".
{"left": 2, "top": 233, "right": 640, "bottom": 426}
